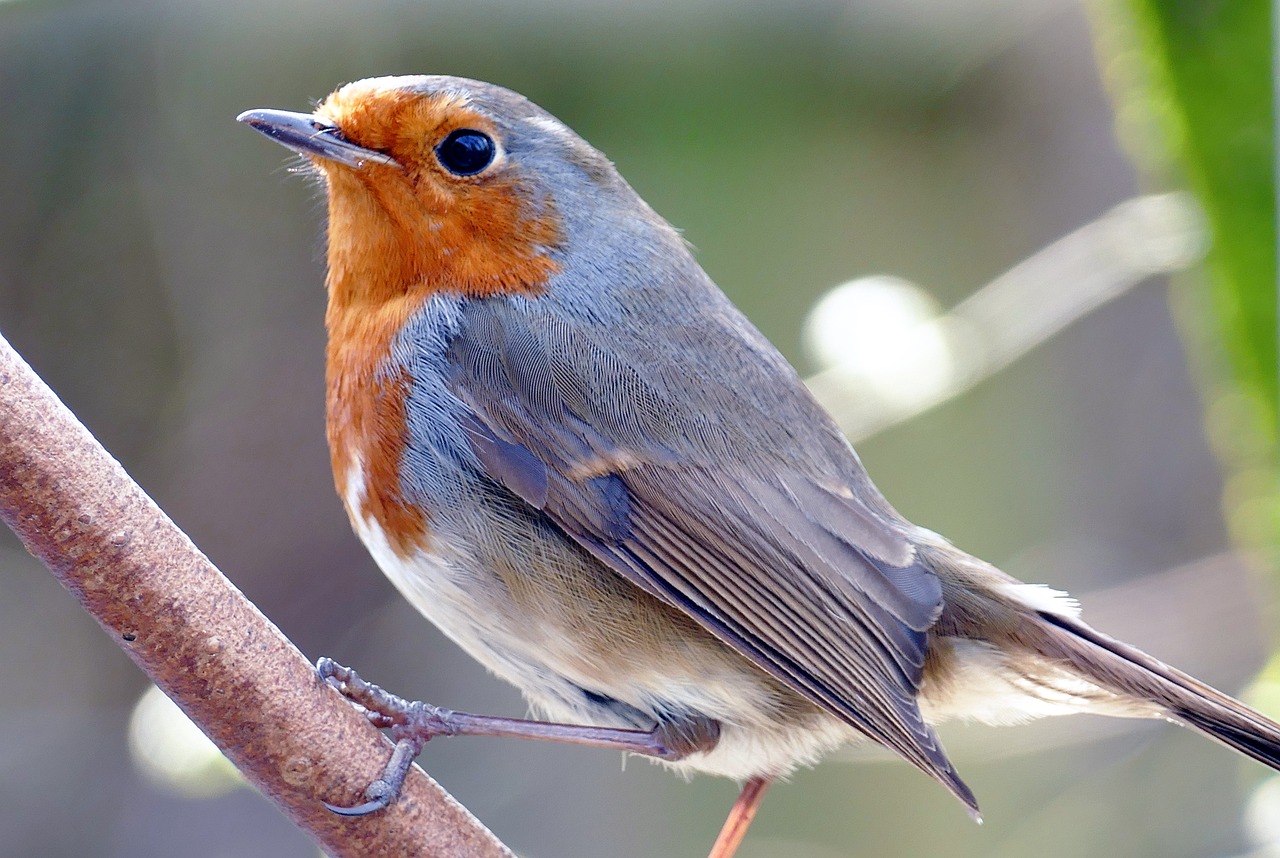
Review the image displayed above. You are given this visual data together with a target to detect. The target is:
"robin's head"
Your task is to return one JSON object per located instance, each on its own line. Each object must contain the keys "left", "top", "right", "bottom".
{"left": 239, "top": 75, "right": 637, "bottom": 301}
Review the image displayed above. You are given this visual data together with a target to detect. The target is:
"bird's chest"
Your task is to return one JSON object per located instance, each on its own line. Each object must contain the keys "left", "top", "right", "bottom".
{"left": 326, "top": 353, "right": 432, "bottom": 558}
{"left": 327, "top": 347, "right": 514, "bottom": 662}
{"left": 324, "top": 294, "right": 476, "bottom": 556}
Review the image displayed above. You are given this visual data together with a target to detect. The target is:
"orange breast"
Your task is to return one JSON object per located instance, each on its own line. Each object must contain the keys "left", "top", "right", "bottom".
{"left": 326, "top": 293, "right": 431, "bottom": 558}
{"left": 316, "top": 86, "right": 563, "bottom": 556}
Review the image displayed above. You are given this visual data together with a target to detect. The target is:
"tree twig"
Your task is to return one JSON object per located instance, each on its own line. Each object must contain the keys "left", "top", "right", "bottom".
{"left": 0, "top": 330, "right": 513, "bottom": 858}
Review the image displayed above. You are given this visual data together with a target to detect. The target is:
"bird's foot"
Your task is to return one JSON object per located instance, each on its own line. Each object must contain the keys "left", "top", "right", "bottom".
{"left": 317, "top": 656, "right": 440, "bottom": 816}
{"left": 315, "top": 655, "right": 723, "bottom": 815}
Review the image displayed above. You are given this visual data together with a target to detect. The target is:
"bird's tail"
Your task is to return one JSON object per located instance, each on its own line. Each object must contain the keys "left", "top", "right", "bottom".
{"left": 1034, "top": 610, "right": 1280, "bottom": 770}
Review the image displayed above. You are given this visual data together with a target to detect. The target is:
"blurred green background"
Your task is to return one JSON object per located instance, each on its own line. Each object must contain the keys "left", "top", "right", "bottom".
{"left": 0, "top": 0, "right": 1273, "bottom": 856}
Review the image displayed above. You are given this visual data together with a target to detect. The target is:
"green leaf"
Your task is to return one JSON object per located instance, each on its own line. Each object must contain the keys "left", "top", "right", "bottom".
{"left": 1096, "top": 0, "right": 1277, "bottom": 550}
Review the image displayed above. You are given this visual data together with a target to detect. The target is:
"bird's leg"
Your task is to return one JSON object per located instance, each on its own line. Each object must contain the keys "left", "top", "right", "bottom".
{"left": 708, "top": 776, "right": 772, "bottom": 858}
{"left": 317, "top": 657, "right": 720, "bottom": 815}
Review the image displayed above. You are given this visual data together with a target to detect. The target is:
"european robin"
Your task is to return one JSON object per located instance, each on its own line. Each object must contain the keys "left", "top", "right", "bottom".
{"left": 239, "top": 76, "right": 1280, "bottom": 857}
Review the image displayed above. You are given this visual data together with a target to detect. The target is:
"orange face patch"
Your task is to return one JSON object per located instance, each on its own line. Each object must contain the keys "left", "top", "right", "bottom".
{"left": 316, "top": 83, "right": 562, "bottom": 553}
{"left": 316, "top": 81, "right": 562, "bottom": 304}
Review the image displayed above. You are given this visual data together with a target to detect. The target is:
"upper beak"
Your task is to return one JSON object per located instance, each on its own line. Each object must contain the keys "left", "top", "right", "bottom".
{"left": 236, "top": 108, "right": 400, "bottom": 170}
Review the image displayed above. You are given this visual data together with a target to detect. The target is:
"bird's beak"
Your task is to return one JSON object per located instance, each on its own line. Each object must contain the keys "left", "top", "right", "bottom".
{"left": 236, "top": 108, "right": 401, "bottom": 170}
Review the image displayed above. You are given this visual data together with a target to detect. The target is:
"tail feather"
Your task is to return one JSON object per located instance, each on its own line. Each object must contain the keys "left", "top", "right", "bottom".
{"left": 1175, "top": 707, "right": 1280, "bottom": 770}
{"left": 1037, "top": 611, "right": 1280, "bottom": 772}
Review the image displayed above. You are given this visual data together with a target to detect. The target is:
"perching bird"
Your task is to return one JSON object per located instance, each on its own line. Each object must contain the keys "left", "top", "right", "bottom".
{"left": 239, "top": 75, "right": 1280, "bottom": 857}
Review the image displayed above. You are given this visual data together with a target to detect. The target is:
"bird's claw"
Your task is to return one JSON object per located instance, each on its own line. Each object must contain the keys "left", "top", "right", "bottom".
{"left": 323, "top": 779, "right": 396, "bottom": 817}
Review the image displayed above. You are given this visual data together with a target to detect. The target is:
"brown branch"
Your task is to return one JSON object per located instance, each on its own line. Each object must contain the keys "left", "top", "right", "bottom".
{"left": 0, "top": 330, "right": 514, "bottom": 858}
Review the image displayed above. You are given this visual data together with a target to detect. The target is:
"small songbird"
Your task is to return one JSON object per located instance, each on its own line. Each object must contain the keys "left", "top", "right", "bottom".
{"left": 239, "top": 76, "right": 1280, "bottom": 857}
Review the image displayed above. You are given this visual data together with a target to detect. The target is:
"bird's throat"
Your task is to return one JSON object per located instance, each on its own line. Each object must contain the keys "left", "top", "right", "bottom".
{"left": 322, "top": 165, "right": 561, "bottom": 306}
{"left": 323, "top": 179, "right": 437, "bottom": 557}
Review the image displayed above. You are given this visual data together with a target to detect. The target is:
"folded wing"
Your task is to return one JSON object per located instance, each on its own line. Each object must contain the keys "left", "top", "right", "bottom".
{"left": 443, "top": 299, "right": 975, "bottom": 811}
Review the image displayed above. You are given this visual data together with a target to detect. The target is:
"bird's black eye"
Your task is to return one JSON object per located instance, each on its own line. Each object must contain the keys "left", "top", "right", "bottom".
{"left": 435, "top": 129, "right": 495, "bottom": 176}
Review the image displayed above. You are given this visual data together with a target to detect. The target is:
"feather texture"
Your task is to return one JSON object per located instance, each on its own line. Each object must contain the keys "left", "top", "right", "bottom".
{"left": 442, "top": 297, "right": 974, "bottom": 809}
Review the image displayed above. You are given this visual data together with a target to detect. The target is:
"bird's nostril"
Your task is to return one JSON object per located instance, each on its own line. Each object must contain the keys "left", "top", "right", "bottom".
{"left": 311, "top": 120, "right": 342, "bottom": 139}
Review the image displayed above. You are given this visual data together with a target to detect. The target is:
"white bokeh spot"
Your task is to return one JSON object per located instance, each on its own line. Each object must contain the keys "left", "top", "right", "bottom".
{"left": 128, "top": 684, "right": 243, "bottom": 799}
{"left": 803, "top": 275, "right": 955, "bottom": 409}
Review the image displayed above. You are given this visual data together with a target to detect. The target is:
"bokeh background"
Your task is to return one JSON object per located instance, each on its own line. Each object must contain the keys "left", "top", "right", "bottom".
{"left": 0, "top": 1, "right": 1272, "bottom": 856}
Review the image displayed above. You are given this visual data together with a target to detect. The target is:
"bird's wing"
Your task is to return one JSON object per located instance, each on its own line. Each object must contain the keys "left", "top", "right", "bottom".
{"left": 441, "top": 299, "right": 973, "bottom": 809}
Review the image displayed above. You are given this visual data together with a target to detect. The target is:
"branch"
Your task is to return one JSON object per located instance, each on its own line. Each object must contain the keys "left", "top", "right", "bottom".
{"left": 0, "top": 330, "right": 513, "bottom": 858}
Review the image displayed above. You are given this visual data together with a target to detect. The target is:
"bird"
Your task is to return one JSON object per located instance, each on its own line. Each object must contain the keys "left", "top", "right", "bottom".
{"left": 239, "top": 75, "right": 1280, "bottom": 857}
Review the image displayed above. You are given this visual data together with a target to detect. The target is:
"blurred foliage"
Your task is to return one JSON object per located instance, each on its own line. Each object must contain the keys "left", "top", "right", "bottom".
{"left": 1094, "top": 0, "right": 1278, "bottom": 554}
